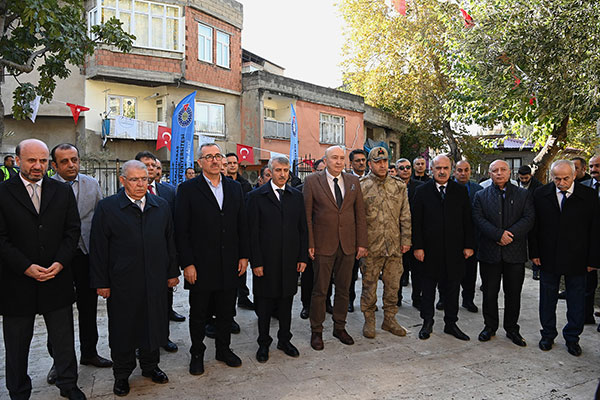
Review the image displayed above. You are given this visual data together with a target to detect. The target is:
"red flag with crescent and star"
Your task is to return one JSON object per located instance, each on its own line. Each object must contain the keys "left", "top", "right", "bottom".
{"left": 156, "top": 126, "right": 172, "bottom": 150}
{"left": 66, "top": 103, "right": 90, "bottom": 125}
{"left": 236, "top": 144, "right": 254, "bottom": 164}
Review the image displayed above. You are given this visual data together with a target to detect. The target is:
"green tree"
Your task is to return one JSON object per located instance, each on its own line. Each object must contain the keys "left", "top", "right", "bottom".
{"left": 450, "top": 0, "right": 600, "bottom": 180}
{"left": 0, "top": 0, "right": 134, "bottom": 144}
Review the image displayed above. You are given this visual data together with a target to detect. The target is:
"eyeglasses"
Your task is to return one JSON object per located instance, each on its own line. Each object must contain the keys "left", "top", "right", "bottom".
{"left": 125, "top": 177, "right": 148, "bottom": 183}
{"left": 201, "top": 154, "right": 224, "bottom": 162}
{"left": 397, "top": 165, "right": 411, "bottom": 171}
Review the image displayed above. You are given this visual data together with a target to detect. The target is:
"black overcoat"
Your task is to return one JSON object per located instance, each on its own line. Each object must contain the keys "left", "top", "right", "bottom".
{"left": 246, "top": 183, "right": 308, "bottom": 298}
{"left": 89, "top": 191, "right": 179, "bottom": 352}
{"left": 0, "top": 175, "right": 80, "bottom": 316}
{"left": 529, "top": 182, "right": 600, "bottom": 275}
{"left": 175, "top": 174, "right": 250, "bottom": 292}
{"left": 411, "top": 179, "right": 474, "bottom": 279}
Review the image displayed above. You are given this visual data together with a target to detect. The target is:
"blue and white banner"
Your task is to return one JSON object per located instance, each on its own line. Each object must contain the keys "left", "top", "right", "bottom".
{"left": 289, "top": 103, "right": 299, "bottom": 175}
{"left": 170, "top": 91, "right": 196, "bottom": 186}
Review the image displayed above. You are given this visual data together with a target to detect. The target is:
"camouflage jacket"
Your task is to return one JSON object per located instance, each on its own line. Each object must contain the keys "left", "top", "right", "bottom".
{"left": 360, "top": 173, "right": 412, "bottom": 257}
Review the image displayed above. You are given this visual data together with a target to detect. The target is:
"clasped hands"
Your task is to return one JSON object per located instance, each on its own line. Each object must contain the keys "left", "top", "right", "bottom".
{"left": 24, "top": 262, "right": 63, "bottom": 282}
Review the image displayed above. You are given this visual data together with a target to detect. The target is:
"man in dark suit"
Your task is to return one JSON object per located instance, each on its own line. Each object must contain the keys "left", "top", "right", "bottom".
{"left": 412, "top": 155, "right": 474, "bottom": 341}
{"left": 90, "top": 160, "right": 179, "bottom": 396}
{"left": 0, "top": 139, "right": 85, "bottom": 400}
{"left": 473, "top": 160, "right": 535, "bottom": 347}
{"left": 530, "top": 159, "right": 600, "bottom": 356}
{"left": 135, "top": 151, "right": 182, "bottom": 354}
{"left": 396, "top": 158, "right": 423, "bottom": 308}
{"left": 303, "top": 145, "right": 368, "bottom": 350}
{"left": 45, "top": 144, "right": 111, "bottom": 385}
{"left": 247, "top": 155, "right": 308, "bottom": 362}
{"left": 175, "top": 143, "right": 250, "bottom": 374}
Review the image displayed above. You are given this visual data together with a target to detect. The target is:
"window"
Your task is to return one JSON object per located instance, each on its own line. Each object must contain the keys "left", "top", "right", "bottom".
{"left": 108, "top": 95, "right": 137, "bottom": 119}
{"left": 197, "top": 23, "right": 212, "bottom": 63}
{"left": 195, "top": 102, "right": 225, "bottom": 136}
{"left": 90, "top": 0, "right": 182, "bottom": 51}
{"left": 156, "top": 99, "right": 164, "bottom": 122}
{"left": 319, "top": 113, "right": 345, "bottom": 145}
{"left": 505, "top": 157, "right": 522, "bottom": 179}
{"left": 216, "top": 30, "right": 230, "bottom": 68}
{"left": 264, "top": 108, "right": 275, "bottom": 119}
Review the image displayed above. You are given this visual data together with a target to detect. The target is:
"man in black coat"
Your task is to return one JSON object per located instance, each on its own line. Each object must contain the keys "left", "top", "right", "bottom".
{"left": 175, "top": 143, "right": 250, "bottom": 375}
{"left": 247, "top": 155, "right": 308, "bottom": 363}
{"left": 0, "top": 139, "right": 84, "bottom": 400}
{"left": 412, "top": 155, "right": 475, "bottom": 341}
{"left": 90, "top": 160, "right": 180, "bottom": 396}
{"left": 530, "top": 160, "right": 600, "bottom": 356}
{"left": 473, "top": 160, "right": 535, "bottom": 347}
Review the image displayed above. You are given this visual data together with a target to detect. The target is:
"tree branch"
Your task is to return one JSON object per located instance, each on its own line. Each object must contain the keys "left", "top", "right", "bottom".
{"left": 0, "top": 46, "right": 50, "bottom": 73}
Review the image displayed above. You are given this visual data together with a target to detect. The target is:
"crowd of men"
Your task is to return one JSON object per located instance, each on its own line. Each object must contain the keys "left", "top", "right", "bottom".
{"left": 0, "top": 138, "right": 599, "bottom": 400}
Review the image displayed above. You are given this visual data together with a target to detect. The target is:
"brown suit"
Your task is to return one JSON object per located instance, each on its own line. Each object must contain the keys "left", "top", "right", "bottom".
{"left": 303, "top": 170, "right": 367, "bottom": 333}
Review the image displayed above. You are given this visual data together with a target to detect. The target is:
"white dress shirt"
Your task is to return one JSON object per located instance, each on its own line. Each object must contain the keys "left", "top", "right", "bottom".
{"left": 204, "top": 173, "right": 223, "bottom": 209}
{"left": 271, "top": 180, "right": 285, "bottom": 201}
{"left": 20, "top": 173, "right": 42, "bottom": 201}
{"left": 125, "top": 192, "right": 146, "bottom": 211}
{"left": 325, "top": 169, "right": 345, "bottom": 199}
{"left": 555, "top": 182, "right": 574, "bottom": 209}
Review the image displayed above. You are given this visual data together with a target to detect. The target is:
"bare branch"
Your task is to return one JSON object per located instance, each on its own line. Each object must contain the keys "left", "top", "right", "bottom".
{"left": 0, "top": 45, "right": 50, "bottom": 73}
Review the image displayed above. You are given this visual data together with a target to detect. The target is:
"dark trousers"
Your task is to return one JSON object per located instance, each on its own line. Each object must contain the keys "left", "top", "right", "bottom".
{"left": 461, "top": 256, "right": 478, "bottom": 304}
{"left": 310, "top": 246, "right": 355, "bottom": 332}
{"left": 189, "top": 288, "right": 236, "bottom": 355}
{"left": 540, "top": 271, "right": 585, "bottom": 343}
{"left": 480, "top": 261, "right": 524, "bottom": 333}
{"left": 584, "top": 269, "right": 597, "bottom": 320}
{"left": 420, "top": 275, "right": 460, "bottom": 324}
{"left": 238, "top": 271, "right": 251, "bottom": 301}
{"left": 301, "top": 259, "right": 333, "bottom": 309}
{"left": 3, "top": 306, "right": 78, "bottom": 400}
{"left": 398, "top": 253, "right": 422, "bottom": 303}
{"left": 348, "top": 258, "right": 361, "bottom": 305}
{"left": 254, "top": 296, "right": 293, "bottom": 346}
{"left": 111, "top": 347, "right": 159, "bottom": 380}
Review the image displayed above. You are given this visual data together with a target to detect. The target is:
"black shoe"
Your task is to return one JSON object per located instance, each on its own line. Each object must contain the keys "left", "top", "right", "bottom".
{"left": 80, "top": 354, "right": 113, "bottom": 368}
{"left": 300, "top": 306, "right": 310, "bottom": 319}
{"left": 277, "top": 341, "right": 300, "bottom": 358}
{"left": 397, "top": 296, "right": 403, "bottom": 307}
{"left": 532, "top": 270, "right": 540, "bottom": 280}
{"left": 419, "top": 320, "right": 433, "bottom": 340}
{"left": 59, "top": 386, "right": 86, "bottom": 400}
{"left": 348, "top": 303, "right": 354, "bottom": 312}
{"left": 113, "top": 379, "right": 130, "bottom": 397}
{"left": 506, "top": 331, "right": 526, "bottom": 347}
{"left": 205, "top": 322, "right": 217, "bottom": 339}
{"left": 163, "top": 339, "right": 178, "bottom": 352}
{"left": 461, "top": 301, "right": 478, "bottom": 313}
{"left": 326, "top": 300, "right": 333, "bottom": 314}
{"left": 436, "top": 300, "right": 444, "bottom": 310}
{"left": 443, "top": 323, "right": 470, "bottom": 341}
{"left": 584, "top": 315, "right": 596, "bottom": 325}
{"left": 238, "top": 297, "right": 255, "bottom": 310}
{"left": 597, "top": 323, "right": 600, "bottom": 333}
{"left": 557, "top": 290, "right": 566, "bottom": 300}
{"left": 539, "top": 337, "right": 553, "bottom": 351}
{"left": 566, "top": 341, "right": 582, "bottom": 357}
{"left": 169, "top": 310, "right": 186, "bottom": 322}
{"left": 47, "top": 365, "right": 57, "bottom": 385}
{"left": 231, "top": 320, "right": 241, "bottom": 334}
{"left": 478, "top": 327, "right": 495, "bottom": 342}
{"left": 142, "top": 367, "right": 169, "bottom": 384}
{"left": 189, "top": 354, "right": 204, "bottom": 375}
{"left": 400, "top": 275, "right": 409, "bottom": 287}
{"left": 256, "top": 345, "right": 269, "bottom": 363}
{"left": 216, "top": 348, "right": 242, "bottom": 367}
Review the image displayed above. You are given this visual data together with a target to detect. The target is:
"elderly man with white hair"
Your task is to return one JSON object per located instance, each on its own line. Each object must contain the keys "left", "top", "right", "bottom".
{"left": 529, "top": 159, "right": 600, "bottom": 357}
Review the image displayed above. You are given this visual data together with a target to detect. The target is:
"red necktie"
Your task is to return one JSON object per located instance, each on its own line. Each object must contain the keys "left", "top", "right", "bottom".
{"left": 148, "top": 185, "right": 155, "bottom": 195}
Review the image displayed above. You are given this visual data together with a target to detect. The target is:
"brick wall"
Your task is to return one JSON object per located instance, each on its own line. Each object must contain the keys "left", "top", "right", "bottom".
{"left": 92, "top": 49, "right": 181, "bottom": 74}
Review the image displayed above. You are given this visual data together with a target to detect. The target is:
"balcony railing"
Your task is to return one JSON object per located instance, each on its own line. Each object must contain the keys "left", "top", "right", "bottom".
{"left": 264, "top": 119, "right": 291, "bottom": 140}
{"left": 108, "top": 119, "right": 167, "bottom": 140}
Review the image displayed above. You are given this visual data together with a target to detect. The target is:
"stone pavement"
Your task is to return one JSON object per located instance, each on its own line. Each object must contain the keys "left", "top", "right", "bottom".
{"left": 1, "top": 270, "right": 599, "bottom": 400}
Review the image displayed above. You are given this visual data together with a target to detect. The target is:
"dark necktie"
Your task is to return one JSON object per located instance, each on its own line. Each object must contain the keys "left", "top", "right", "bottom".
{"left": 439, "top": 185, "right": 446, "bottom": 200}
{"left": 276, "top": 188, "right": 284, "bottom": 203}
{"left": 333, "top": 177, "right": 343, "bottom": 209}
{"left": 148, "top": 185, "right": 155, "bottom": 195}
{"left": 560, "top": 190, "right": 568, "bottom": 211}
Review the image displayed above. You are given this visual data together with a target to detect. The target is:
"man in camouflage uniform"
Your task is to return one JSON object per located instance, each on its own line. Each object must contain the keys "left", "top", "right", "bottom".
{"left": 359, "top": 147, "right": 412, "bottom": 338}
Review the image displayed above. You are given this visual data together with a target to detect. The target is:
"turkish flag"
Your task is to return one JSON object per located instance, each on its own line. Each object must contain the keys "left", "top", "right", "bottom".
{"left": 460, "top": 9, "right": 475, "bottom": 28}
{"left": 237, "top": 144, "right": 254, "bottom": 164}
{"left": 156, "top": 126, "right": 172, "bottom": 150}
{"left": 66, "top": 103, "right": 90, "bottom": 125}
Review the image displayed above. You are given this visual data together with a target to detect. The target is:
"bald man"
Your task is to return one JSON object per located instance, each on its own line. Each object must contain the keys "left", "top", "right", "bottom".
{"left": 473, "top": 160, "right": 534, "bottom": 347}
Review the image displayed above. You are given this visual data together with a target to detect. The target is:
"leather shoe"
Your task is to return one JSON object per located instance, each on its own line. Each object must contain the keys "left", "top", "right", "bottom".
{"left": 462, "top": 301, "right": 478, "bottom": 313}
{"left": 300, "top": 306, "right": 309, "bottom": 319}
{"left": 169, "top": 310, "right": 186, "bottom": 322}
{"left": 163, "top": 339, "right": 178, "bottom": 352}
{"left": 231, "top": 319, "right": 241, "bottom": 334}
{"left": 113, "top": 379, "right": 129, "bottom": 397}
{"left": 238, "top": 297, "right": 255, "bottom": 310}
{"left": 566, "top": 341, "right": 582, "bottom": 357}
{"left": 189, "top": 354, "right": 204, "bottom": 375}
{"left": 311, "top": 332, "right": 324, "bottom": 350}
{"left": 478, "top": 327, "right": 495, "bottom": 342}
{"left": 506, "top": 331, "right": 526, "bottom": 347}
{"left": 80, "top": 354, "right": 113, "bottom": 368}
{"left": 277, "top": 341, "right": 300, "bottom": 358}
{"left": 443, "top": 323, "right": 470, "bottom": 341}
{"left": 557, "top": 290, "right": 566, "bottom": 300}
{"left": 532, "top": 270, "right": 540, "bottom": 280}
{"left": 584, "top": 315, "right": 596, "bottom": 325}
{"left": 59, "top": 386, "right": 86, "bottom": 400}
{"left": 326, "top": 300, "right": 334, "bottom": 314}
{"left": 47, "top": 365, "right": 57, "bottom": 385}
{"left": 256, "top": 345, "right": 269, "bottom": 363}
{"left": 436, "top": 300, "right": 444, "bottom": 310}
{"left": 216, "top": 348, "right": 242, "bottom": 367}
{"left": 333, "top": 329, "right": 354, "bottom": 345}
{"left": 142, "top": 367, "right": 169, "bottom": 384}
{"left": 205, "top": 321, "right": 217, "bottom": 338}
{"left": 419, "top": 320, "right": 433, "bottom": 340}
{"left": 348, "top": 303, "right": 355, "bottom": 312}
{"left": 539, "top": 337, "right": 553, "bottom": 351}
